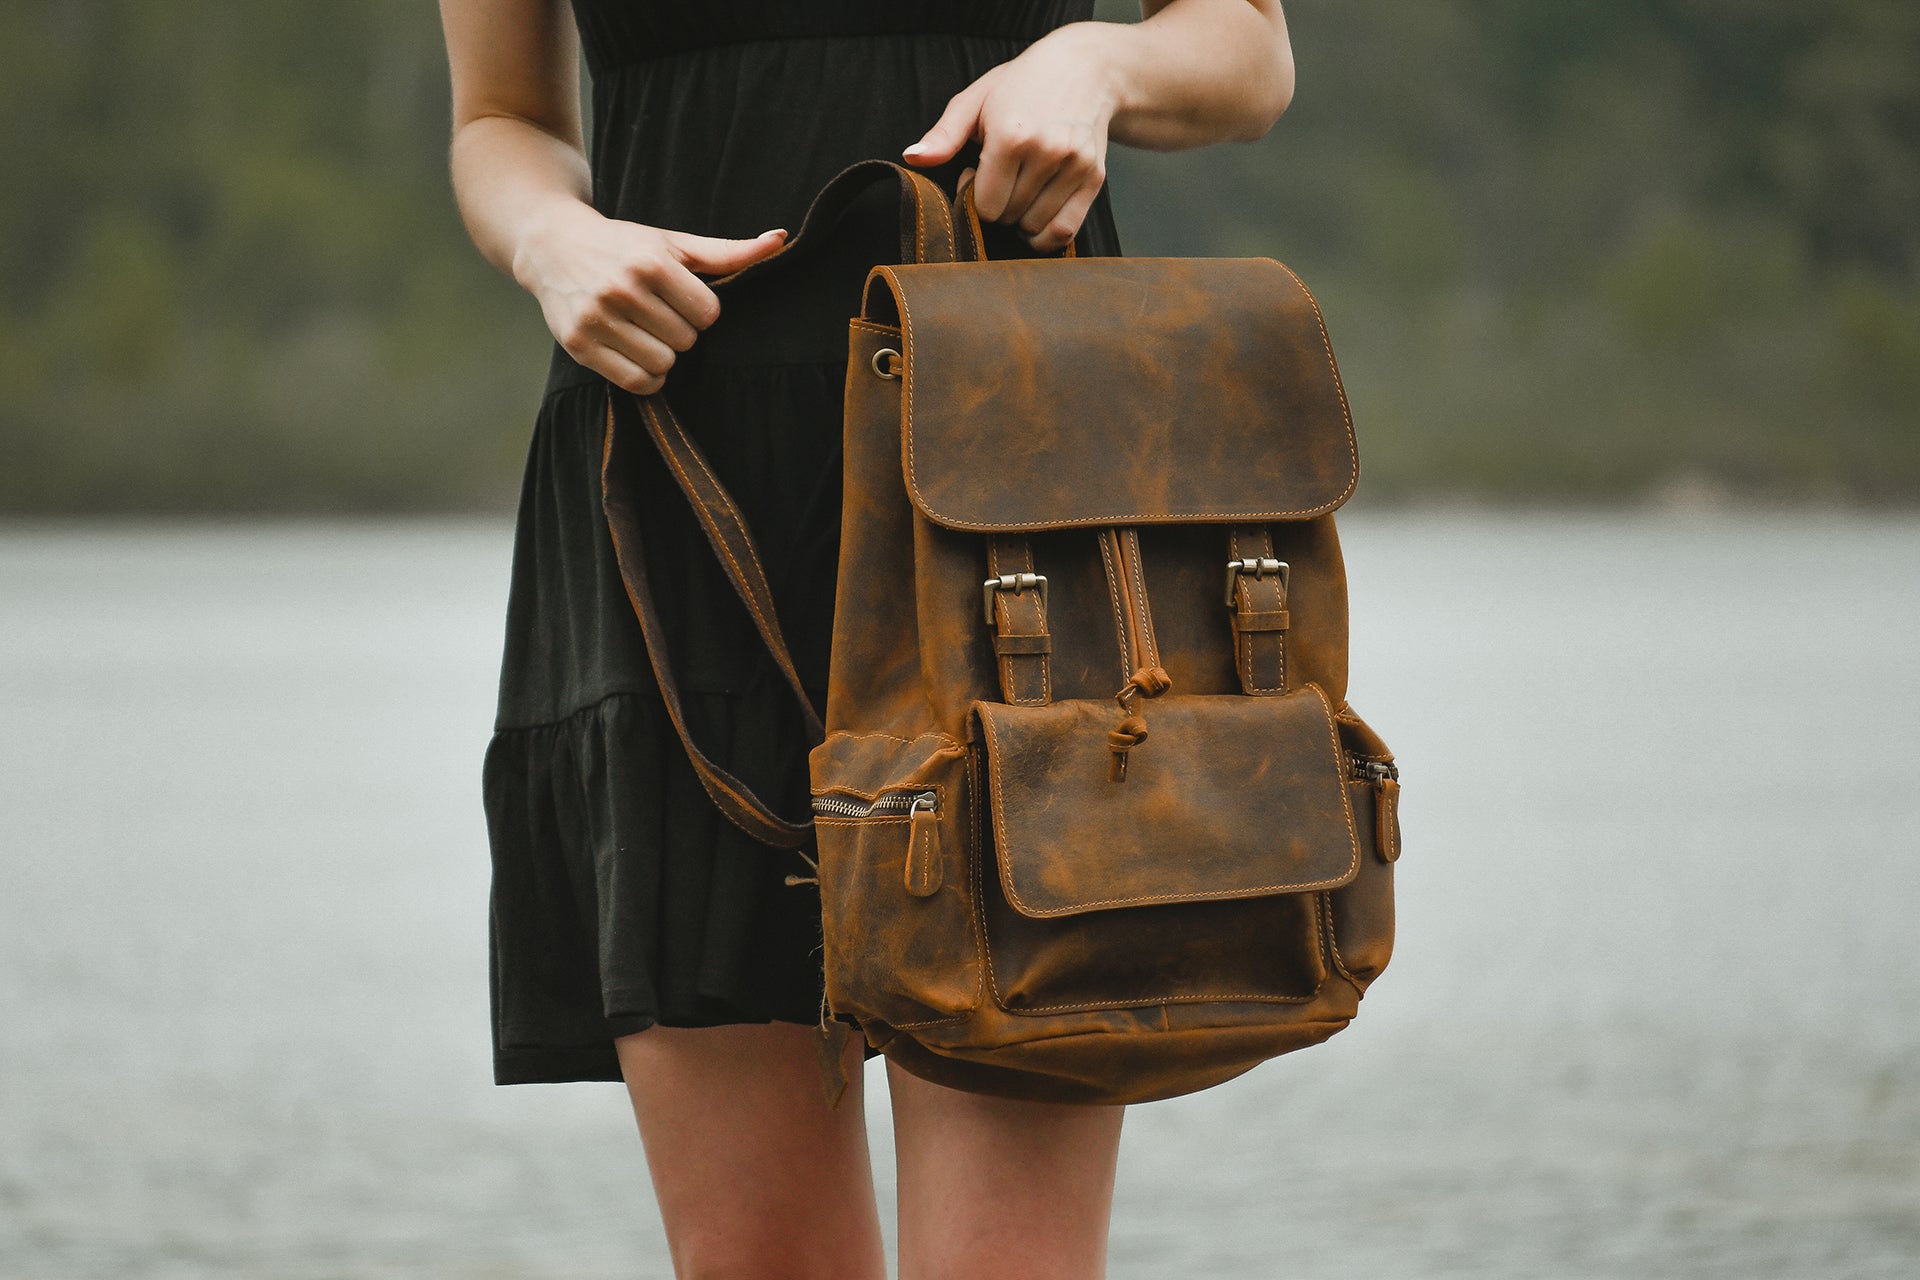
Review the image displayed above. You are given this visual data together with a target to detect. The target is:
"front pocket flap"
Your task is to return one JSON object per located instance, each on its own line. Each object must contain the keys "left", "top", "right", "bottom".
{"left": 973, "top": 686, "right": 1361, "bottom": 919}
{"left": 868, "top": 257, "right": 1357, "bottom": 531}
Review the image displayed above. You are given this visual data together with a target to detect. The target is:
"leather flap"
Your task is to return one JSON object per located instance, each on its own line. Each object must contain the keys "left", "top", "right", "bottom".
{"left": 868, "top": 257, "right": 1357, "bottom": 531}
{"left": 972, "top": 686, "right": 1361, "bottom": 919}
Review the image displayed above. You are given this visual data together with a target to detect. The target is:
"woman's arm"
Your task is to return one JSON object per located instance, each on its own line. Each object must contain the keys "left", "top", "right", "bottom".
{"left": 905, "top": 0, "right": 1294, "bottom": 252}
{"left": 438, "top": 0, "right": 785, "bottom": 394}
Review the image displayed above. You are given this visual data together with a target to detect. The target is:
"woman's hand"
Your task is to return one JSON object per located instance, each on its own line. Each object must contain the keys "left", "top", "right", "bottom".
{"left": 440, "top": 0, "right": 791, "bottom": 396}
{"left": 903, "top": 25, "right": 1120, "bottom": 254}
{"left": 511, "top": 203, "right": 786, "bottom": 394}
{"left": 902, "top": 2, "right": 1295, "bottom": 252}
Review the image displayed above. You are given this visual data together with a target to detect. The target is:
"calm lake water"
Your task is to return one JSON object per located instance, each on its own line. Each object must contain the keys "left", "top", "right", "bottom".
{"left": 2, "top": 512, "right": 1916, "bottom": 1279}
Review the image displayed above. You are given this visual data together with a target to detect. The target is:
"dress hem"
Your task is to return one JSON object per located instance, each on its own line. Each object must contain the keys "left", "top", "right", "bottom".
{"left": 494, "top": 1011, "right": 834, "bottom": 1086}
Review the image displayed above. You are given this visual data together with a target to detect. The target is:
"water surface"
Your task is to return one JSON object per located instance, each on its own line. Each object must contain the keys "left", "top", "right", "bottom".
{"left": 2, "top": 513, "right": 1915, "bottom": 1277}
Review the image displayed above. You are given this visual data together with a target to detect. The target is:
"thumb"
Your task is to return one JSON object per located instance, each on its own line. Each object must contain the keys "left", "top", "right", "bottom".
{"left": 904, "top": 81, "right": 985, "bottom": 167}
{"left": 664, "top": 227, "right": 787, "bottom": 276}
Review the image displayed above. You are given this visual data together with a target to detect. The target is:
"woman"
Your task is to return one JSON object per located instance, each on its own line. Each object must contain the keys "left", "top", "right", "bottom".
{"left": 438, "top": 1, "right": 1295, "bottom": 1274}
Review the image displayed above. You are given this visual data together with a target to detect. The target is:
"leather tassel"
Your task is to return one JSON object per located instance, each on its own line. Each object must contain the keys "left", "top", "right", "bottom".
{"left": 1375, "top": 776, "right": 1401, "bottom": 863}
{"left": 903, "top": 800, "right": 943, "bottom": 897}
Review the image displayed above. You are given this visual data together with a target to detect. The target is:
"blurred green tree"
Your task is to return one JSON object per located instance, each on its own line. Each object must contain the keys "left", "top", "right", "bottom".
{"left": 0, "top": 0, "right": 544, "bottom": 512}
{"left": 2, "top": 0, "right": 1915, "bottom": 511}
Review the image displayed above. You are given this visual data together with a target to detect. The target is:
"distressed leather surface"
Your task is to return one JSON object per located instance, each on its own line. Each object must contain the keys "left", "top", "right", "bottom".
{"left": 868, "top": 256, "right": 1358, "bottom": 531}
{"left": 823, "top": 240, "right": 1403, "bottom": 1101}
{"left": 810, "top": 731, "right": 979, "bottom": 1030}
{"left": 974, "top": 687, "right": 1360, "bottom": 918}
{"left": 977, "top": 855, "right": 1329, "bottom": 1017}
{"left": 603, "top": 160, "right": 1402, "bottom": 1106}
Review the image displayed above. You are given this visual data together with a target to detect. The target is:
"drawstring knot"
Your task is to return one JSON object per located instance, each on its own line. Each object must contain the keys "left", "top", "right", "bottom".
{"left": 1107, "top": 712, "right": 1150, "bottom": 753}
{"left": 1109, "top": 665, "right": 1172, "bottom": 781}
{"left": 784, "top": 850, "right": 820, "bottom": 888}
{"left": 1123, "top": 666, "right": 1173, "bottom": 699}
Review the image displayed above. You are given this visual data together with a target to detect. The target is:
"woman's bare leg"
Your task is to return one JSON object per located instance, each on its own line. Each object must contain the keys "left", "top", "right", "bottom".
{"left": 888, "top": 1060, "right": 1125, "bottom": 1280}
{"left": 615, "top": 1023, "right": 886, "bottom": 1280}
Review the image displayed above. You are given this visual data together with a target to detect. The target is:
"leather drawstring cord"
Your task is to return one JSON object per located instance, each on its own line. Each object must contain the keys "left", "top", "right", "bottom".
{"left": 1109, "top": 665, "right": 1172, "bottom": 781}
{"left": 784, "top": 849, "right": 820, "bottom": 888}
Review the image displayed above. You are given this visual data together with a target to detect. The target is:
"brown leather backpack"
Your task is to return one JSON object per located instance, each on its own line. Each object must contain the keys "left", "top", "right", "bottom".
{"left": 604, "top": 161, "right": 1402, "bottom": 1106}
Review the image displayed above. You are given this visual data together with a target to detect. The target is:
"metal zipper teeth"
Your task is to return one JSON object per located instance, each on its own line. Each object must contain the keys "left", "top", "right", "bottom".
{"left": 1348, "top": 757, "right": 1399, "bottom": 783}
{"left": 810, "top": 790, "right": 937, "bottom": 820}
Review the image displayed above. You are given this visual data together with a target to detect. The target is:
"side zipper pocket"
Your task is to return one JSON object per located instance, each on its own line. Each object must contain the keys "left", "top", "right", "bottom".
{"left": 811, "top": 789, "right": 943, "bottom": 897}
{"left": 1329, "top": 709, "right": 1400, "bottom": 993}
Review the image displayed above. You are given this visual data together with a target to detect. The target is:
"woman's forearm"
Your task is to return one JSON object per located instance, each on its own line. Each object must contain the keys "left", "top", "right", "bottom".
{"left": 438, "top": 0, "right": 785, "bottom": 394}
{"left": 904, "top": 0, "right": 1293, "bottom": 248}
{"left": 1078, "top": 0, "right": 1295, "bottom": 151}
{"left": 449, "top": 114, "right": 595, "bottom": 289}
{"left": 439, "top": 0, "right": 594, "bottom": 286}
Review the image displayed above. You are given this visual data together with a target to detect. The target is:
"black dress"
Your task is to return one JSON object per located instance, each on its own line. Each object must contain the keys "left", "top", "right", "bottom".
{"left": 484, "top": 0, "right": 1123, "bottom": 1085}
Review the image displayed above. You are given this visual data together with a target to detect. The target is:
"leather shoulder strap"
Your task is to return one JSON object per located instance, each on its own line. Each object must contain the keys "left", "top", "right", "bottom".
{"left": 601, "top": 161, "right": 953, "bottom": 849}
{"left": 714, "top": 158, "right": 956, "bottom": 289}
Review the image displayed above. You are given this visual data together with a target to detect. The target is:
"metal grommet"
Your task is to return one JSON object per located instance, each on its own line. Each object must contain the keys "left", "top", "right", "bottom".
{"left": 872, "top": 347, "right": 902, "bottom": 380}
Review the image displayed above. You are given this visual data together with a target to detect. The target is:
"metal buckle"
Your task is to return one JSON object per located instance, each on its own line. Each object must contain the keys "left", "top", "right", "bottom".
{"left": 982, "top": 572, "right": 1048, "bottom": 624}
{"left": 1223, "top": 557, "right": 1289, "bottom": 606}
{"left": 871, "top": 347, "right": 902, "bottom": 380}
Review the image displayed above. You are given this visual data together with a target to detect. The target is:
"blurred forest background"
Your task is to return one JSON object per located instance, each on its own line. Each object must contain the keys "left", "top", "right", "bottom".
{"left": 2, "top": 0, "right": 1916, "bottom": 513}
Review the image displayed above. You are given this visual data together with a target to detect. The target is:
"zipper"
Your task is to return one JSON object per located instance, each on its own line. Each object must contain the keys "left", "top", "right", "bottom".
{"left": 1346, "top": 757, "right": 1401, "bottom": 863}
{"left": 810, "top": 789, "right": 937, "bottom": 820}
{"left": 1349, "top": 758, "right": 1399, "bottom": 784}
{"left": 811, "top": 790, "right": 945, "bottom": 897}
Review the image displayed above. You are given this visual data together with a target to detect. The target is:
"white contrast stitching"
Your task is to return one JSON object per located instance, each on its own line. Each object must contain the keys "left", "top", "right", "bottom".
{"left": 605, "top": 396, "right": 803, "bottom": 843}
{"left": 1123, "top": 529, "right": 1159, "bottom": 668}
{"left": 975, "top": 712, "right": 1326, "bottom": 1016}
{"left": 1006, "top": 990, "right": 1319, "bottom": 1015}
{"left": 1273, "top": 259, "right": 1358, "bottom": 498}
{"left": 930, "top": 175, "right": 955, "bottom": 258}
{"left": 1323, "top": 891, "right": 1364, "bottom": 989}
{"left": 992, "top": 541, "right": 1051, "bottom": 707}
{"left": 650, "top": 399, "right": 785, "bottom": 616}
{"left": 813, "top": 730, "right": 962, "bottom": 750}
{"left": 1230, "top": 526, "right": 1287, "bottom": 695}
{"left": 889, "top": 1011, "right": 971, "bottom": 1030}
{"left": 1096, "top": 529, "right": 1134, "bottom": 685}
{"left": 900, "top": 260, "right": 1361, "bottom": 530}
{"left": 980, "top": 687, "right": 1361, "bottom": 916}
{"left": 971, "top": 743, "right": 999, "bottom": 1011}
{"left": 641, "top": 401, "right": 787, "bottom": 665}
{"left": 809, "top": 781, "right": 947, "bottom": 806}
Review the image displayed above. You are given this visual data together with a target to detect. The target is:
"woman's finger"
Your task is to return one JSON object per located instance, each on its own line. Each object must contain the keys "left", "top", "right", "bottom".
{"left": 582, "top": 342, "right": 667, "bottom": 397}
{"left": 1028, "top": 180, "right": 1101, "bottom": 254}
{"left": 610, "top": 288, "right": 700, "bottom": 354}
{"left": 904, "top": 78, "right": 988, "bottom": 168}
{"left": 996, "top": 145, "right": 1070, "bottom": 231}
{"left": 598, "top": 312, "right": 679, "bottom": 377}
{"left": 635, "top": 251, "right": 724, "bottom": 331}
{"left": 567, "top": 308, "right": 678, "bottom": 382}
{"left": 977, "top": 120, "right": 1091, "bottom": 227}
{"left": 665, "top": 228, "right": 788, "bottom": 277}
{"left": 1016, "top": 160, "right": 1093, "bottom": 243}
{"left": 970, "top": 138, "right": 1024, "bottom": 223}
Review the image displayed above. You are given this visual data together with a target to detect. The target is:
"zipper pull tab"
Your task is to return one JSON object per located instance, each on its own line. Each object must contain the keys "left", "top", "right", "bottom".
{"left": 1375, "top": 774, "right": 1401, "bottom": 863}
{"left": 903, "top": 793, "right": 942, "bottom": 897}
